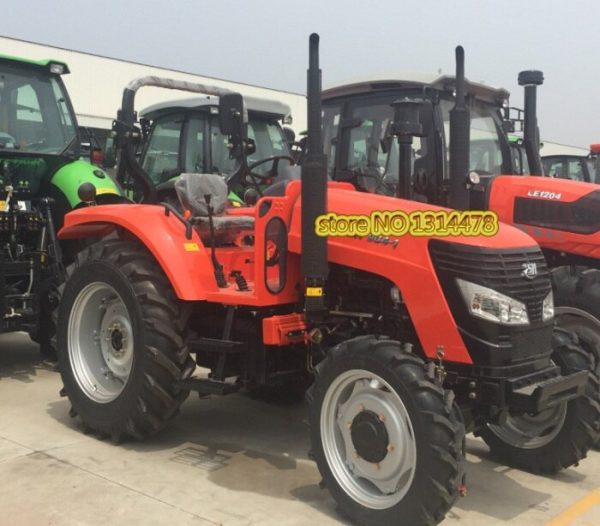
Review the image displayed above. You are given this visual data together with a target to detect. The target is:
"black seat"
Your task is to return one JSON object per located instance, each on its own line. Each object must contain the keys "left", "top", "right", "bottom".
{"left": 175, "top": 173, "right": 254, "bottom": 245}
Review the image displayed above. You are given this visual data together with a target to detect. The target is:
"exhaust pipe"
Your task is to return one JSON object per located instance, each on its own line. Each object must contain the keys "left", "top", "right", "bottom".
{"left": 302, "top": 33, "right": 328, "bottom": 321}
{"left": 449, "top": 46, "right": 471, "bottom": 210}
{"left": 391, "top": 99, "right": 422, "bottom": 200}
{"left": 518, "top": 70, "right": 544, "bottom": 175}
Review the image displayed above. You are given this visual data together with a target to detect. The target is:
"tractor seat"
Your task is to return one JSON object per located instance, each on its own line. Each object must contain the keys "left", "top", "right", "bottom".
{"left": 175, "top": 173, "right": 255, "bottom": 245}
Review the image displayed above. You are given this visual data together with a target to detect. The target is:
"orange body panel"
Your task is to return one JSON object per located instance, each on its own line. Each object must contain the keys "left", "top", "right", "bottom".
{"left": 489, "top": 176, "right": 600, "bottom": 259}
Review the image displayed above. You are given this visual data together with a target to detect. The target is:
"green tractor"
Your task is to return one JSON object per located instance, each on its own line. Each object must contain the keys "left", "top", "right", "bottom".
{"left": 0, "top": 54, "right": 124, "bottom": 356}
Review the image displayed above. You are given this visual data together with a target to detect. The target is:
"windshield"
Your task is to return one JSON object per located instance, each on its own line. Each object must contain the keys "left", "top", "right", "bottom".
{"left": 142, "top": 111, "right": 291, "bottom": 184}
{"left": 440, "top": 100, "right": 505, "bottom": 175}
{"left": 324, "top": 98, "right": 427, "bottom": 195}
{"left": 0, "top": 64, "right": 77, "bottom": 155}
{"left": 211, "top": 117, "right": 290, "bottom": 176}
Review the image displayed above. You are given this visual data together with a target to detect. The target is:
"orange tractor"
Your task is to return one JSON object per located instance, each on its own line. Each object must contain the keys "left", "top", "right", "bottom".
{"left": 55, "top": 35, "right": 599, "bottom": 525}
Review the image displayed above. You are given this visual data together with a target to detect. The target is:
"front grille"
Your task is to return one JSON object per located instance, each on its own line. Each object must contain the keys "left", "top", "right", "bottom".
{"left": 428, "top": 239, "right": 554, "bottom": 368}
{"left": 429, "top": 240, "right": 551, "bottom": 322}
{"left": 514, "top": 190, "right": 600, "bottom": 235}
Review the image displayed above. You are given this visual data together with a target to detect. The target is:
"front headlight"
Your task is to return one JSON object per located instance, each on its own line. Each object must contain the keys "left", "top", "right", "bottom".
{"left": 542, "top": 290, "right": 554, "bottom": 321}
{"left": 456, "top": 278, "right": 529, "bottom": 325}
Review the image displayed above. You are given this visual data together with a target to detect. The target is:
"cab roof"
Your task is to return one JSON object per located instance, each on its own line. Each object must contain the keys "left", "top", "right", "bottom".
{"left": 323, "top": 73, "right": 509, "bottom": 105}
{"left": 0, "top": 53, "right": 70, "bottom": 74}
{"left": 140, "top": 95, "right": 292, "bottom": 121}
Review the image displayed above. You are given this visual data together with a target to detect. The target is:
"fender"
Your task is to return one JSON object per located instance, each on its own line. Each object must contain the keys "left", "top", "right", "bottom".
{"left": 288, "top": 183, "right": 540, "bottom": 363}
{"left": 489, "top": 176, "right": 600, "bottom": 259}
{"left": 51, "top": 159, "right": 122, "bottom": 208}
{"left": 58, "top": 204, "right": 219, "bottom": 300}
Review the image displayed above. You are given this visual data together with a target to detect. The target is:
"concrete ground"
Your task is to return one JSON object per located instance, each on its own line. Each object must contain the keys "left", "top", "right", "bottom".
{"left": 1, "top": 333, "right": 599, "bottom": 526}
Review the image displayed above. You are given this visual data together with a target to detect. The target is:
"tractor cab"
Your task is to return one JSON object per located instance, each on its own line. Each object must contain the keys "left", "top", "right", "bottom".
{"left": 109, "top": 79, "right": 297, "bottom": 207}
{"left": 0, "top": 55, "right": 121, "bottom": 210}
{"left": 542, "top": 144, "right": 599, "bottom": 183}
{"left": 322, "top": 73, "right": 515, "bottom": 205}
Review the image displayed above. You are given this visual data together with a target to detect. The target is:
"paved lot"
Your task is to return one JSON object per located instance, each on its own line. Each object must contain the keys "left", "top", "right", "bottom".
{"left": 1, "top": 333, "right": 599, "bottom": 526}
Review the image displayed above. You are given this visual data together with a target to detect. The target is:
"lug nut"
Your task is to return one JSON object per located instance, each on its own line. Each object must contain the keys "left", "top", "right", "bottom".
{"left": 468, "top": 392, "right": 477, "bottom": 400}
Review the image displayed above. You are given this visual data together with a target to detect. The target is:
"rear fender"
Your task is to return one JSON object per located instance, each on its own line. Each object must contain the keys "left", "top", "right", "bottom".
{"left": 58, "top": 204, "right": 218, "bottom": 300}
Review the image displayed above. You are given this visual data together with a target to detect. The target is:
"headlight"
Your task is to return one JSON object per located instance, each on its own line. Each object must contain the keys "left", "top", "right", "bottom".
{"left": 542, "top": 290, "right": 554, "bottom": 321}
{"left": 456, "top": 278, "right": 529, "bottom": 325}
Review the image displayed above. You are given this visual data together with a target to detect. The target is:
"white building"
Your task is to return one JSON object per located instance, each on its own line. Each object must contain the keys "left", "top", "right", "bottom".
{"left": 0, "top": 35, "right": 307, "bottom": 135}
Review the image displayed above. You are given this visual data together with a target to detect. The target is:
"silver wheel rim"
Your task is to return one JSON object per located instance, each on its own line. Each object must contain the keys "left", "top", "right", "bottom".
{"left": 68, "top": 282, "right": 134, "bottom": 403}
{"left": 488, "top": 400, "right": 567, "bottom": 449}
{"left": 320, "top": 369, "right": 417, "bottom": 510}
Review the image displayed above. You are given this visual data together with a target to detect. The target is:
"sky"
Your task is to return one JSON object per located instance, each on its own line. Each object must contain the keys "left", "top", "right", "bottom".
{"left": 2, "top": 0, "right": 598, "bottom": 147}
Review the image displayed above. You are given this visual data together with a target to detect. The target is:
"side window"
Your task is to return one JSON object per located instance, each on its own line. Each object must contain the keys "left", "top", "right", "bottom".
{"left": 16, "top": 85, "right": 42, "bottom": 122}
{"left": 587, "top": 159, "right": 597, "bottom": 183}
{"left": 184, "top": 116, "right": 205, "bottom": 173}
{"left": 568, "top": 159, "right": 584, "bottom": 181}
{"left": 323, "top": 104, "right": 341, "bottom": 174}
{"left": 141, "top": 117, "right": 183, "bottom": 184}
{"left": 15, "top": 84, "right": 43, "bottom": 145}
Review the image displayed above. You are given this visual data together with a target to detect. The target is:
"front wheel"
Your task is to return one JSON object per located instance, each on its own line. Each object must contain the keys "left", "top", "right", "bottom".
{"left": 57, "top": 240, "right": 195, "bottom": 441}
{"left": 307, "top": 336, "right": 465, "bottom": 526}
{"left": 480, "top": 327, "right": 600, "bottom": 473}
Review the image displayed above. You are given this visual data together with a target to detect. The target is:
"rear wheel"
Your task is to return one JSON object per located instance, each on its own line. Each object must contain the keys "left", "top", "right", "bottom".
{"left": 57, "top": 240, "right": 195, "bottom": 441}
{"left": 307, "top": 336, "right": 465, "bottom": 526}
{"left": 480, "top": 327, "right": 600, "bottom": 473}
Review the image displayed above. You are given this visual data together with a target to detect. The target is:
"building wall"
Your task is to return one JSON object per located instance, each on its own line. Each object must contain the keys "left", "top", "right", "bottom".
{"left": 540, "top": 141, "right": 589, "bottom": 157}
{"left": 0, "top": 36, "right": 307, "bottom": 134}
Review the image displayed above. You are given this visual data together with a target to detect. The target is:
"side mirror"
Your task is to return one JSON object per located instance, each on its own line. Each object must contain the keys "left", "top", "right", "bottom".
{"left": 103, "top": 136, "right": 117, "bottom": 169}
{"left": 219, "top": 93, "right": 247, "bottom": 136}
{"left": 219, "top": 92, "right": 247, "bottom": 160}
{"left": 282, "top": 127, "right": 296, "bottom": 144}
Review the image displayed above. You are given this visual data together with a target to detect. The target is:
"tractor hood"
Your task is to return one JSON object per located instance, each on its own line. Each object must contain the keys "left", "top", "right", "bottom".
{"left": 50, "top": 159, "right": 122, "bottom": 208}
{"left": 288, "top": 182, "right": 539, "bottom": 253}
{"left": 286, "top": 181, "right": 543, "bottom": 364}
{"left": 489, "top": 175, "right": 600, "bottom": 258}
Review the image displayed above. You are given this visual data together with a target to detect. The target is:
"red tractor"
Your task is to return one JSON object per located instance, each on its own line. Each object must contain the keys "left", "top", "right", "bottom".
{"left": 55, "top": 36, "right": 599, "bottom": 526}
{"left": 320, "top": 47, "right": 600, "bottom": 449}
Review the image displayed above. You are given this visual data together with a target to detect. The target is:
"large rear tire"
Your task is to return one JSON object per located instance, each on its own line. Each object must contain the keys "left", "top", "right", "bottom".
{"left": 57, "top": 239, "right": 195, "bottom": 441}
{"left": 307, "top": 336, "right": 465, "bottom": 526}
{"left": 480, "top": 327, "right": 600, "bottom": 473}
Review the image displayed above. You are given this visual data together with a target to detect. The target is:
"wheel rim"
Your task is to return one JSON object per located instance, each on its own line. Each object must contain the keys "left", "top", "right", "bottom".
{"left": 68, "top": 282, "right": 134, "bottom": 403}
{"left": 555, "top": 306, "right": 600, "bottom": 375}
{"left": 320, "top": 369, "right": 417, "bottom": 510}
{"left": 488, "top": 400, "right": 567, "bottom": 449}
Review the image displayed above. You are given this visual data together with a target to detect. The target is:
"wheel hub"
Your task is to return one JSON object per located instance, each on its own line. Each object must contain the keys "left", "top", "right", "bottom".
{"left": 321, "top": 371, "right": 417, "bottom": 509}
{"left": 107, "top": 323, "right": 126, "bottom": 356}
{"left": 68, "top": 282, "right": 134, "bottom": 403}
{"left": 351, "top": 410, "right": 389, "bottom": 463}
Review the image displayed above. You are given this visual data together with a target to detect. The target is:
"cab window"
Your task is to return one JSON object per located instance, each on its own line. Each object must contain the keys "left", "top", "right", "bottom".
{"left": 142, "top": 116, "right": 183, "bottom": 183}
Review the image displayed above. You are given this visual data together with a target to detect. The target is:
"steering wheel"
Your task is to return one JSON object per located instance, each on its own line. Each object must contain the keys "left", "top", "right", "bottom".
{"left": 243, "top": 155, "right": 295, "bottom": 186}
